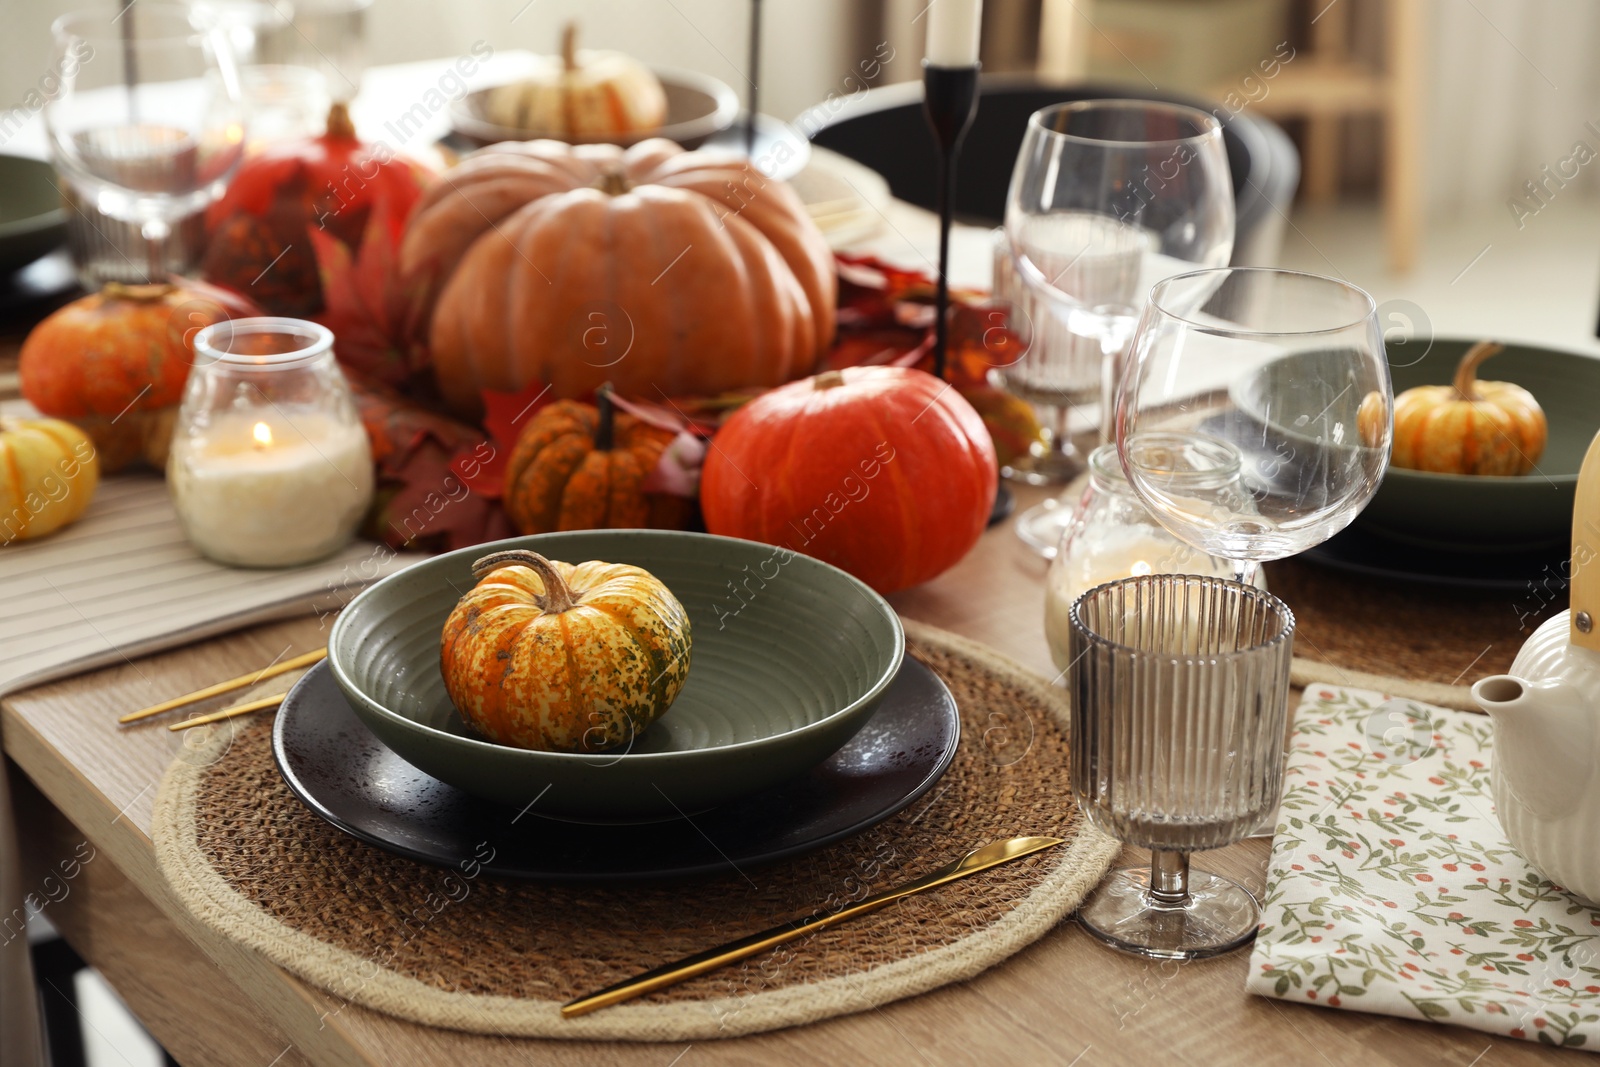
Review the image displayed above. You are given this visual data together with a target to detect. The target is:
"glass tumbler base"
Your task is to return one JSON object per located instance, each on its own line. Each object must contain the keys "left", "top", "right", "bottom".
{"left": 1076, "top": 866, "right": 1260, "bottom": 960}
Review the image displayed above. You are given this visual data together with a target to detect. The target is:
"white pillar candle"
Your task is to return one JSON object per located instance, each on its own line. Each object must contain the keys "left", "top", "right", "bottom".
{"left": 926, "top": 0, "right": 983, "bottom": 66}
{"left": 169, "top": 409, "right": 373, "bottom": 568}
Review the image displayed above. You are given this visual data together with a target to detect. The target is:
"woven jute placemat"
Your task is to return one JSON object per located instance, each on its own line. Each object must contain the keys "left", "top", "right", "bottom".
{"left": 152, "top": 621, "right": 1118, "bottom": 1041}
{"left": 1268, "top": 557, "right": 1564, "bottom": 711}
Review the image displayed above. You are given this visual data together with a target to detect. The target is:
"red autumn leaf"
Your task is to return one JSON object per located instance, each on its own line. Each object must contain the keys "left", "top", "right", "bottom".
{"left": 312, "top": 187, "right": 435, "bottom": 393}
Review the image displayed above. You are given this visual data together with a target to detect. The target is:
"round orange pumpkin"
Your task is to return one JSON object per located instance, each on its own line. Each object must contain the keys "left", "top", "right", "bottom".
{"left": 701, "top": 366, "right": 998, "bottom": 595}
{"left": 504, "top": 386, "right": 692, "bottom": 534}
{"left": 19, "top": 280, "right": 259, "bottom": 471}
{"left": 398, "top": 138, "right": 836, "bottom": 417}
{"left": 1392, "top": 341, "right": 1548, "bottom": 475}
{"left": 440, "top": 549, "right": 692, "bottom": 752}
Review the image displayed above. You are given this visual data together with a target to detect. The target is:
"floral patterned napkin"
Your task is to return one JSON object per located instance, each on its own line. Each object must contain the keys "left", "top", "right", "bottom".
{"left": 1248, "top": 685, "right": 1600, "bottom": 1051}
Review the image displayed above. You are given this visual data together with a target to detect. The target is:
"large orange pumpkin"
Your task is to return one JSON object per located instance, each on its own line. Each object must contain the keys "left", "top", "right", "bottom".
{"left": 19, "top": 280, "right": 259, "bottom": 471}
{"left": 701, "top": 367, "right": 998, "bottom": 595}
{"left": 398, "top": 138, "right": 836, "bottom": 417}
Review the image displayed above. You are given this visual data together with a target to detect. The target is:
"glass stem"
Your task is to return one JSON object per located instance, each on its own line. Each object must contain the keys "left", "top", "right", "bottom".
{"left": 1231, "top": 558, "right": 1259, "bottom": 587}
{"left": 1149, "top": 849, "right": 1190, "bottom": 907}
{"left": 140, "top": 217, "right": 170, "bottom": 284}
{"left": 1048, "top": 404, "right": 1070, "bottom": 456}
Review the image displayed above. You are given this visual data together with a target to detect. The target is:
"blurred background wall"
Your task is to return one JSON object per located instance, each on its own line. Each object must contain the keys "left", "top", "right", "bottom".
{"left": 6, "top": 0, "right": 1600, "bottom": 223}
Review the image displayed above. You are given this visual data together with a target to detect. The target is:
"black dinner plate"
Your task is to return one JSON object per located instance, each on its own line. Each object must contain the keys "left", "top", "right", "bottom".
{"left": 1295, "top": 523, "right": 1568, "bottom": 592}
{"left": 273, "top": 659, "right": 960, "bottom": 882}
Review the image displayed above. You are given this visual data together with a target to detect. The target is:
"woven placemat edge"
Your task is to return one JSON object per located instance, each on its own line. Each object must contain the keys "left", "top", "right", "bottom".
{"left": 151, "top": 622, "right": 1119, "bottom": 1042}
{"left": 1290, "top": 657, "right": 1479, "bottom": 712}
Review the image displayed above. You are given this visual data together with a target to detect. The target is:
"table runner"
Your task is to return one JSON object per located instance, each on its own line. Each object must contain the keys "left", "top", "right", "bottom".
{"left": 151, "top": 621, "right": 1120, "bottom": 1040}
{"left": 1249, "top": 684, "right": 1600, "bottom": 1051}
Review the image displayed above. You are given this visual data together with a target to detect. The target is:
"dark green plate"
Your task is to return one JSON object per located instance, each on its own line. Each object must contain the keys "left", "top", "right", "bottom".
{"left": 328, "top": 530, "right": 905, "bottom": 822}
{"left": 0, "top": 155, "right": 67, "bottom": 275}
{"left": 1360, "top": 338, "right": 1597, "bottom": 553}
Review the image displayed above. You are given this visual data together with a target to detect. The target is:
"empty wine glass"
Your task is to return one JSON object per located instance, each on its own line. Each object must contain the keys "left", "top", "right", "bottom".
{"left": 1070, "top": 573, "right": 1295, "bottom": 958}
{"left": 47, "top": 4, "right": 246, "bottom": 283}
{"left": 1114, "top": 267, "right": 1393, "bottom": 584}
{"left": 999, "top": 99, "right": 1235, "bottom": 554}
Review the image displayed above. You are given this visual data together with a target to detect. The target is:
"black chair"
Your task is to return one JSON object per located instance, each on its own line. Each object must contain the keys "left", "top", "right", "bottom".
{"left": 805, "top": 73, "right": 1299, "bottom": 268}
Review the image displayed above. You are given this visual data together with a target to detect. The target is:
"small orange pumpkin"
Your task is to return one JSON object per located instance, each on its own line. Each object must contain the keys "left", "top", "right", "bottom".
{"left": 481, "top": 23, "right": 667, "bottom": 141}
{"left": 503, "top": 386, "right": 691, "bottom": 534}
{"left": 19, "top": 280, "right": 258, "bottom": 471}
{"left": 1391, "top": 341, "right": 1548, "bottom": 475}
{"left": 440, "top": 549, "right": 692, "bottom": 752}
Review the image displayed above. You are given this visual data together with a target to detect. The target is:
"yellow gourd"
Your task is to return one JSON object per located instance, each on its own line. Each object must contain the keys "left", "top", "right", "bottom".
{"left": 1391, "top": 341, "right": 1548, "bottom": 476}
{"left": 440, "top": 550, "right": 691, "bottom": 752}
{"left": 0, "top": 417, "right": 99, "bottom": 544}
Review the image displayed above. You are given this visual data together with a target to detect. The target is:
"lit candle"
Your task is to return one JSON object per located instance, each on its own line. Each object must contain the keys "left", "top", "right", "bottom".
{"left": 926, "top": 0, "right": 983, "bottom": 67}
{"left": 169, "top": 409, "right": 373, "bottom": 568}
{"left": 1043, "top": 528, "right": 1236, "bottom": 673}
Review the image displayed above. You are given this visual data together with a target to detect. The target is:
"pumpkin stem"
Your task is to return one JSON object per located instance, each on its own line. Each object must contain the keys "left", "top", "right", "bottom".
{"left": 325, "top": 102, "right": 356, "bottom": 141}
{"left": 1452, "top": 340, "right": 1504, "bottom": 401}
{"left": 594, "top": 384, "right": 616, "bottom": 452}
{"left": 471, "top": 550, "right": 579, "bottom": 613}
{"left": 561, "top": 21, "right": 578, "bottom": 72}
{"left": 595, "top": 167, "right": 632, "bottom": 196}
{"left": 814, "top": 370, "right": 846, "bottom": 390}
{"left": 102, "top": 281, "right": 175, "bottom": 302}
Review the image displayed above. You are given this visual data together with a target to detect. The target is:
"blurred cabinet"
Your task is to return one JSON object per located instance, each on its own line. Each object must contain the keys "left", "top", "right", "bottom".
{"left": 1037, "top": 0, "right": 1425, "bottom": 273}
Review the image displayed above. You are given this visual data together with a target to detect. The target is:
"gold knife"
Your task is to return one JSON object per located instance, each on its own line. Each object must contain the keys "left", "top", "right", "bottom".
{"left": 561, "top": 835, "right": 1064, "bottom": 1018}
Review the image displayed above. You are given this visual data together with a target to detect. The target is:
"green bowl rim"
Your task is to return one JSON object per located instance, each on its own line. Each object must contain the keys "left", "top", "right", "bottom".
{"left": 327, "top": 529, "right": 907, "bottom": 766}
{"left": 1381, "top": 336, "right": 1597, "bottom": 486}
{"left": 0, "top": 155, "right": 68, "bottom": 240}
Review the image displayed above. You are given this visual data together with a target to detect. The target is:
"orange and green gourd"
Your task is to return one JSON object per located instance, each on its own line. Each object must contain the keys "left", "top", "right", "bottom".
{"left": 439, "top": 549, "right": 692, "bottom": 752}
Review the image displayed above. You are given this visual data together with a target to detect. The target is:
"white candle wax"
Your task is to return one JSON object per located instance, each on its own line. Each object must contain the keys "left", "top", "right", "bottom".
{"left": 926, "top": 0, "right": 983, "bottom": 66}
{"left": 1044, "top": 528, "right": 1236, "bottom": 672}
{"left": 169, "top": 410, "right": 374, "bottom": 568}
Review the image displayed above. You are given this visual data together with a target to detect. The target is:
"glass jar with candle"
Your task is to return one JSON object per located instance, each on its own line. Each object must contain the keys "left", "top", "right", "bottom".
{"left": 1044, "top": 443, "right": 1243, "bottom": 673}
{"left": 169, "top": 317, "right": 374, "bottom": 567}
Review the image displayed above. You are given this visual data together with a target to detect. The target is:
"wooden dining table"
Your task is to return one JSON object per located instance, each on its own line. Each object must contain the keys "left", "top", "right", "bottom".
{"left": 1, "top": 472, "right": 1573, "bottom": 1066}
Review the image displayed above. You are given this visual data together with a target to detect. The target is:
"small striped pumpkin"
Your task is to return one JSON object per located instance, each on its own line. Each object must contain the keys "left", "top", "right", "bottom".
{"left": 482, "top": 24, "right": 667, "bottom": 142}
{"left": 1391, "top": 341, "right": 1547, "bottom": 476}
{"left": 440, "top": 549, "right": 691, "bottom": 752}
{"left": 502, "top": 387, "right": 689, "bottom": 535}
{"left": 0, "top": 417, "right": 99, "bottom": 545}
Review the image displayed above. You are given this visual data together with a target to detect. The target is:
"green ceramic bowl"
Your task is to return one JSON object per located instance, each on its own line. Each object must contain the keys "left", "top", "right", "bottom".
{"left": 1359, "top": 338, "right": 1599, "bottom": 552}
{"left": 327, "top": 530, "right": 904, "bottom": 822}
{"left": 0, "top": 155, "right": 67, "bottom": 274}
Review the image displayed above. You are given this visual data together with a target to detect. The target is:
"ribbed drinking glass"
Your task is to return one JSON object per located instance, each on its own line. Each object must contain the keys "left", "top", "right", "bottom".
{"left": 1068, "top": 573, "right": 1294, "bottom": 958}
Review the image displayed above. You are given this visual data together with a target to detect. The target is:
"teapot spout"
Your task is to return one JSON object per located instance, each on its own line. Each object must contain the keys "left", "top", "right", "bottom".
{"left": 1472, "top": 674, "right": 1595, "bottom": 818}
{"left": 1471, "top": 675, "right": 1529, "bottom": 713}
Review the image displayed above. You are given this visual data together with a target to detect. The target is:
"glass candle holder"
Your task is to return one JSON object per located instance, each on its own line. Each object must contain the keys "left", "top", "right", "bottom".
{"left": 168, "top": 317, "right": 373, "bottom": 567}
{"left": 1044, "top": 443, "right": 1240, "bottom": 675}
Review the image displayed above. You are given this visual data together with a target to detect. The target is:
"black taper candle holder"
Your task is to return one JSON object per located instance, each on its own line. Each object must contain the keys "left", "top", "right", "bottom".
{"left": 921, "top": 61, "right": 980, "bottom": 381}
{"left": 745, "top": 0, "right": 763, "bottom": 156}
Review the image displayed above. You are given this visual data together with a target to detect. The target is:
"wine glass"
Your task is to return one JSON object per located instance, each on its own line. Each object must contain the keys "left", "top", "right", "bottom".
{"left": 998, "top": 99, "right": 1235, "bottom": 555}
{"left": 46, "top": 4, "right": 246, "bottom": 283}
{"left": 1114, "top": 267, "right": 1393, "bottom": 585}
{"left": 1070, "top": 573, "right": 1295, "bottom": 958}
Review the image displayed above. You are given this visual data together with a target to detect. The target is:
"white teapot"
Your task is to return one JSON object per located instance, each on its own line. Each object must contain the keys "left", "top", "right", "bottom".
{"left": 1471, "top": 432, "right": 1600, "bottom": 907}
